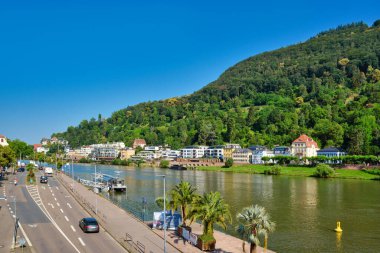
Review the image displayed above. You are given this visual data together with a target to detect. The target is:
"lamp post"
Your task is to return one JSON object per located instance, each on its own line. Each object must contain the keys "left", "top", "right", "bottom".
{"left": 10, "top": 195, "right": 17, "bottom": 248}
{"left": 157, "top": 175, "right": 166, "bottom": 253}
{"left": 94, "top": 164, "right": 98, "bottom": 214}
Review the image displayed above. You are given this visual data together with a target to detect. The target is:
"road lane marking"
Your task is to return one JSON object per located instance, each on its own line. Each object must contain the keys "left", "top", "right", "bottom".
{"left": 60, "top": 208, "right": 64, "bottom": 213}
{"left": 57, "top": 202, "right": 60, "bottom": 206}
{"left": 67, "top": 203, "right": 72, "bottom": 209}
{"left": 18, "top": 223, "right": 33, "bottom": 246}
{"left": 56, "top": 186, "right": 59, "bottom": 190}
{"left": 52, "top": 193, "right": 55, "bottom": 196}
{"left": 54, "top": 198, "right": 57, "bottom": 201}
{"left": 12, "top": 215, "right": 15, "bottom": 218}
{"left": 78, "top": 237, "right": 85, "bottom": 246}
{"left": 10, "top": 210, "right": 13, "bottom": 214}
{"left": 71, "top": 225, "right": 76, "bottom": 232}
{"left": 65, "top": 216, "right": 69, "bottom": 221}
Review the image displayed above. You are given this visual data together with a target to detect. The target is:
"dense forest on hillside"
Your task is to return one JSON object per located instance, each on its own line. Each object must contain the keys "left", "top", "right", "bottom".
{"left": 55, "top": 21, "right": 380, "bottom": 155}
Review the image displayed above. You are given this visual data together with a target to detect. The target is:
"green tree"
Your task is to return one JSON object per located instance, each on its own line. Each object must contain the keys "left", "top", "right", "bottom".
{"left": 159, "top": 160, "right": 170, "bottom": 168}
{"left": 236, "top": 204, "right": 276, "bottom": 253}
{"left": 224, "top": 158, "right": 234, "bottom": 168}
{"left": 0, "top": 146, "right": 16, "bottom": 168}
{"left": 313, "top": 164, "right": 335, "bottom": 178}
{"left": 313, "top": 119, "right": 344, "bottom": 148}
{"left": 170, "top": 181, "right": 199, "bottom": 226}
{"left": 8, "top": 139, "right": 34, "bottom": 159}
{"left": 189, "top": 191, "right": 231, "bottom": 243}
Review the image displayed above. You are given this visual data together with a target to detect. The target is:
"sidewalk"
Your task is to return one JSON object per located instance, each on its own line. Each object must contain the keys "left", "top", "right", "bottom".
{"left": 58, "top": 173, "right": 274, "bottom": 253}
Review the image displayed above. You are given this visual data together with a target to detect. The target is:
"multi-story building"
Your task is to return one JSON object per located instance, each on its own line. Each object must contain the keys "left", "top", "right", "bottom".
{"left": 291, "top": 134, "right": 319, "bottom": 158}
{"left": 180, "top": 146, "right": 208, "bottom": 159}
{"left": 131, "top": 151, "right": 155, "bottom": 161}
{"left": 204, "top": 145, "right": 224, "bottom": 160}
{"left": 232, "top": 148, "right": 253, "bottom": 164}
{"left": 93, "top": 147, "right": 119, "bottom": 161}
{"left": 317, "top": 147, "right": 346, "bottom": 158}
{"left": 251, "top": 148, "right": 275, "bottom": 164}
{"left": 79, "top": 146, "right": 93, "bottom": 157}
{"left": 223, "top": 144, "right": 241, "bottom": 160}
{"left": 120, "top": 148, "right": 136, "bottom": 160}
{"left": 161, "top": 150, "right": 180, "bottom": 160}
{"left": 273, "top": 146, "right": 291, "bottom": 156}
{"left": 0, "top": 134, "right": 9, "bottom": 147}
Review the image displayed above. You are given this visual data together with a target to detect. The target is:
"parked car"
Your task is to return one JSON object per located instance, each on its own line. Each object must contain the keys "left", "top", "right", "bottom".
{"left": 79, "top": 218, "right": 99, "bottom": 233}
{"left": 17, "top": 168, "right": 25, "bottom": 172}
{"left": 40, "top": 176, "right": 48, "bottom": 184}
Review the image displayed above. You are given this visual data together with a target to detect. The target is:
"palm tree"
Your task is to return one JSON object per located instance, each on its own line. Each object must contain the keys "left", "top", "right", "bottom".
{"left": 189, "top": 191, "right": 231, "bottom": 244}
{"left": 236, "top": 204, "right": 276, "bottom": 253}
{"left": 170, "top": 181, "right": 198, "bottom": 226}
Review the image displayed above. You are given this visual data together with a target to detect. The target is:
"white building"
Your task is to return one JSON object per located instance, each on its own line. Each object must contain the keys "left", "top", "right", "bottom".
{"left": 161, "top": 150, "right": 180, "bottom": 160}
{"left": 291, "top": 134, "right": 319, "bottom": 158}
{"left": 204, "top": 145, "right": 224, "bottom": 159}
{"left": 131, "top": 151, "right": 156, "bottom": 161}
{"left": 90, "top": 142, "right": 125, "bottom": 150}
{"left": 93, "top": 147, "right": 119, "bottom": 160}
{"left": 79, "top": 146, "right": 94, "bottom": 157}
{"left": 180, "top": 146, "right": 209, "bottom": 159}
{"left": 251, "top": 149, "right": 275, "bottom": 164}
{"left": 0, "top": 134, "right": 9, "bottom": 147}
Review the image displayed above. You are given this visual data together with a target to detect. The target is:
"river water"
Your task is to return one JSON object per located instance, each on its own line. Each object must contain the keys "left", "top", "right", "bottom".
{"left": 64, "top": 163, "right": 380, "bottom": 253}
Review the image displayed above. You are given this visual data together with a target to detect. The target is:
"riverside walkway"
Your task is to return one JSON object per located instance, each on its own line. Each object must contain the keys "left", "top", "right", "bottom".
{"left": 58, "top": 172, "right": 274, "bottom": 253}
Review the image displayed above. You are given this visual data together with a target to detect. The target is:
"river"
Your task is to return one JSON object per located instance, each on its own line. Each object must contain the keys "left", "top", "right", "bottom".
{"left": 63, "top": 163, "right": 380, "bottom": 253}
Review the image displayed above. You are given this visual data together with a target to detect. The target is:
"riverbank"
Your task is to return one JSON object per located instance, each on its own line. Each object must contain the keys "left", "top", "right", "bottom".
{"left": 195, "top": 164, "right": 380, "bottom": 180}
{"left": 58, "top": 172, "right": 274, "bottom": 253}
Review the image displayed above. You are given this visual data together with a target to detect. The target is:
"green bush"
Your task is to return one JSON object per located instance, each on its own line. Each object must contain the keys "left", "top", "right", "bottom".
{"left": 224, "top": 158, "right": 234, "bottom": 168}
{"left": 264, "top": 165, "right": 282, "bottom": 175}
{"left": 313, "top": 164, "right": 334, "bottom": 178}
{"left": 159, "top": 160, "right": 170, "bottom": 168}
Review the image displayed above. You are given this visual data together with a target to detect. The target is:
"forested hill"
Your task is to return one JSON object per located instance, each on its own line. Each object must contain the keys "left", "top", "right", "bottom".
{"left": 54, "top": 20, "right": 380, "bottom": 155}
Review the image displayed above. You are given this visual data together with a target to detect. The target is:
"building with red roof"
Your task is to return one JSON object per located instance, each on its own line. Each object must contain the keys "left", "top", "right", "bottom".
{"left": 291, "top": 134, "right": 319, "bottom": 158}
{"left": 132, "top": 139, "right": 146, "bottom": 149}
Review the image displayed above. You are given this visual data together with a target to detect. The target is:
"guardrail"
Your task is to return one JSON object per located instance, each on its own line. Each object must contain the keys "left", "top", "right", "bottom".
{"left": 123, "top": 233, "right": 147, "bottom": 253}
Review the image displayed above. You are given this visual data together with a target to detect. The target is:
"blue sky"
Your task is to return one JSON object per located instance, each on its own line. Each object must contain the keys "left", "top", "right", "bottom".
{"left": 0, "top": 0, "right": 379, "bottom": 144}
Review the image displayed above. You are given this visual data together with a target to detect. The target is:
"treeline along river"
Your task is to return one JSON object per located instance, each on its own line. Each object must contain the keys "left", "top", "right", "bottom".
{"left": 64, "top": 163, "right": 380, "bottom": 253}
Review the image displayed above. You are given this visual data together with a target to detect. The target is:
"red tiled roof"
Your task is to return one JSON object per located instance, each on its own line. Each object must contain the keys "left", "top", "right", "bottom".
{"left": 133, "top": 139, "right": 146, "bottom": 145}
{"left": 0, "top": 134, "right": 5, "bottom": 138}
{"left": 292, "top": 134, "right": 319, "bottom": 148}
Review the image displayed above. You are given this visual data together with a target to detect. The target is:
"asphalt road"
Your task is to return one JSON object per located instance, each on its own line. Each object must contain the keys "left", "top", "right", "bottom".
{"left": 5, "top": 171, "right": 127, "bottom": 253}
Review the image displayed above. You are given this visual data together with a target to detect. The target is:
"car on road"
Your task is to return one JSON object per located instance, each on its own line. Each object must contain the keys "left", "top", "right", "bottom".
{"left": 79, "top": 218, "right": 99, "bottom": 233}
{"left": 17, "top": 168, "right": 25, "bottom": 172}
{"left": 40, "top": 176, "right": 48, "bottom": 184}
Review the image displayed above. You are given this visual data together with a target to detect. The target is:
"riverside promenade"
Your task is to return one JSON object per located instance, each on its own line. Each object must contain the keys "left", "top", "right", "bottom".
{"left": 57, "top": 172, "right": 274, "bottom": 253}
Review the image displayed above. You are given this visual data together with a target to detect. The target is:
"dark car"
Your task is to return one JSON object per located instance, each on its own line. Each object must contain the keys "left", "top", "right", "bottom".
{"left": 79, "top": 218, "right": 99, "bottom": 233}
{"left": 40, "top": 176, "right": 48, "bottom": 184}
{"left": 17, "top": 168, "right": 25, "bottom": 172}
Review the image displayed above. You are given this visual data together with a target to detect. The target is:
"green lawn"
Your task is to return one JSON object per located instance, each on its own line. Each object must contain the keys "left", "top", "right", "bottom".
{"left": 196, "top": 164, "right": 379, "bottom": 180}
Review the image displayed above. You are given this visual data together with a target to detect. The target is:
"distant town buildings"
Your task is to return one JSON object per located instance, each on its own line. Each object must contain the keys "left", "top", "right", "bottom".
{"left": 291, "top": 134, "right": 319, "bottom": 158}
{"left": 120, "top": 148, "right": 136, "bottom": 160}
{"left": 0, "top": 134, "right": 9, "bottom": 147}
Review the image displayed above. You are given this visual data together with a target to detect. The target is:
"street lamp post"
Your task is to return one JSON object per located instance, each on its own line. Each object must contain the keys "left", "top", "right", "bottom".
{"left": 10, "top": 196, "right": 17, "bottom": 248}
{"left": 157, "top": 175, "right": 167, "bottom": 253}
{"left": 94, "top": 164, "right": 98, "bottom": 214}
